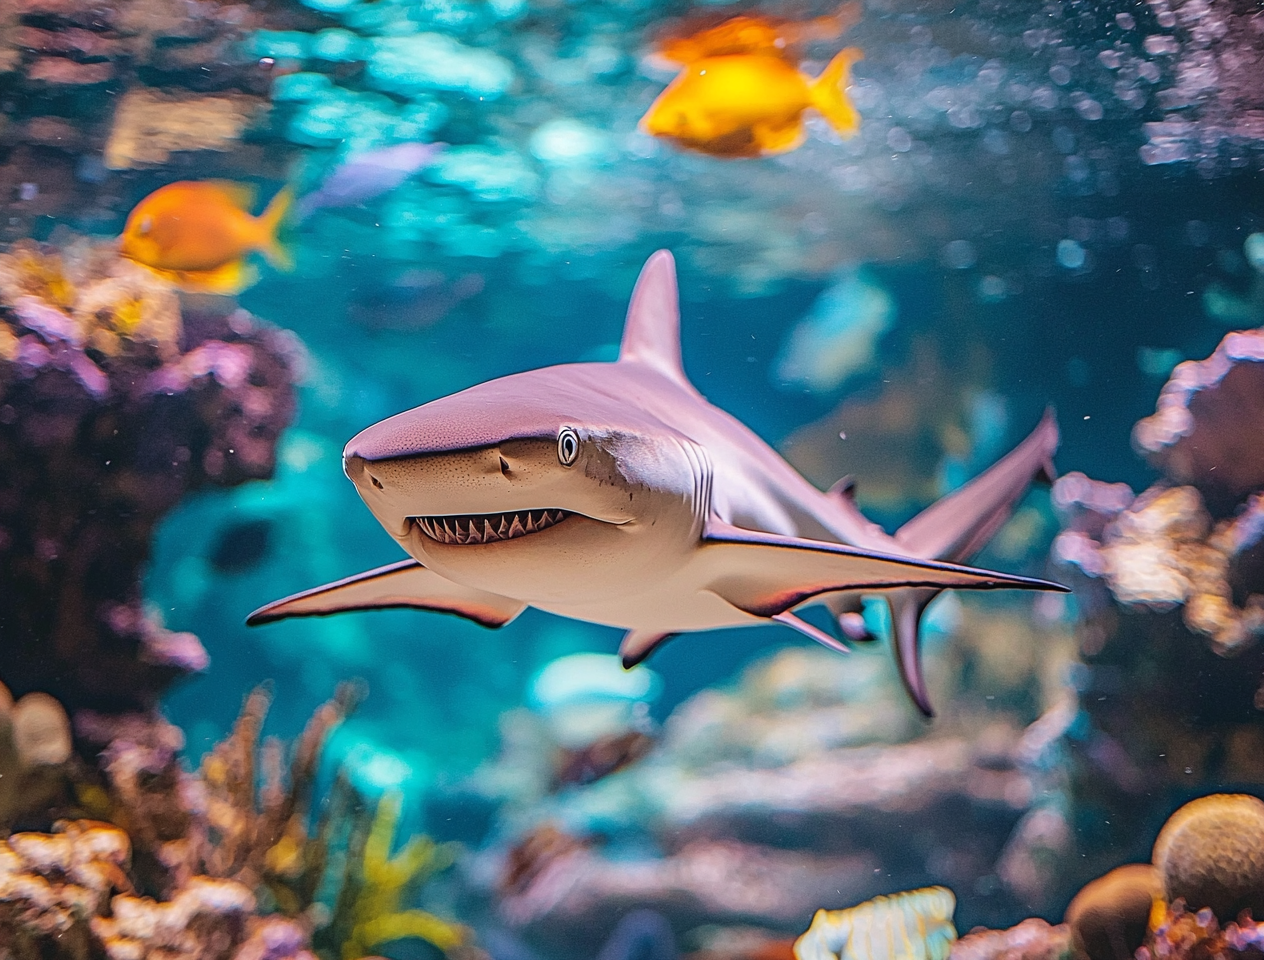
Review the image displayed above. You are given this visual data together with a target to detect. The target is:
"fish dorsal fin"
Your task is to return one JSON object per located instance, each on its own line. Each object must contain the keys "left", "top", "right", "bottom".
{"left": 205, "top": 180, "right": 257, "bottom": 210}
{"left": 619, "top": 249, "right": 692, "bottom": 388}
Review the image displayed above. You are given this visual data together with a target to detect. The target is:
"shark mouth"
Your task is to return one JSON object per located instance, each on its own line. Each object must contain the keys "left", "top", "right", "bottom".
{"left": 414, "top": 509, "right": 572, "bottom": 545}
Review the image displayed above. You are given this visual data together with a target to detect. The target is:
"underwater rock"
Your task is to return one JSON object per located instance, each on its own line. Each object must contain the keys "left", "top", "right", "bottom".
{"left": 498, "top": 838, "right": 878, "bottom": 933}
{"left": 0, "top": 238, "right": 300, "bottom": 715}
{"left": 1152, "top": 794, "right": 1264, "bottom": 923}
{"left": 104, "top": 89, "right": 271, "bottom": 170}
{"left": 1133, "top": 326, "right": 1264, "bottom": 515}
{"left": 472, "top": 640, "right": 1077, "bottom": 947}
{"left": 1064, "top": 864, "right": 1162, "bottom": 960}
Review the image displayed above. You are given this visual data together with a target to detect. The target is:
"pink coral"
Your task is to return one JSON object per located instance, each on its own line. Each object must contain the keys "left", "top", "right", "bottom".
{"left": 1134, "top": 326, "right": 1264, "bottom": 513}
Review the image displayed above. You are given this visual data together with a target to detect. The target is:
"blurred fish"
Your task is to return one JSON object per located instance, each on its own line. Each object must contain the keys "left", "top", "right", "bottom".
{"left": 551, "top": 729, "right": 655, "bottom": 788}
{"left": 652, "top": 2, "right": 861, "bottom": 66}
{"left": 640, "top": 48, "right": 863, "bottom": 157}
{"left": 499, "top": 824, "right": 585, "bottom": 898}
{"left": 774, "top": 271, "right": 895, "bottom": 394}
{"left": 295, "top": 142, "right": 445, "bottom": 223}
{"left": 119, "top": 181, "right": 291, "bottom": 295}
{"left": 596, "top": 910, "right": 677, "bottom": 960}
{"left": 794, "top": 887, "right": 957, "bottom": 960}
{"left": 348, "top": 270, "right": 484, "bottom": 332}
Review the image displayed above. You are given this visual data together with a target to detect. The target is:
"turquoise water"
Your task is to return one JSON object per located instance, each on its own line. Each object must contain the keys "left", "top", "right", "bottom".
{"left": 2, "top": 0, "right": 1264, "bottom": 955}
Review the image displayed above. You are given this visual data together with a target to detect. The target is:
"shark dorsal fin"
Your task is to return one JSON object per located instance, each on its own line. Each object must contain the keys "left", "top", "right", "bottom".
{"left": 619, "top": 250, "right": 691, "bottom": 387}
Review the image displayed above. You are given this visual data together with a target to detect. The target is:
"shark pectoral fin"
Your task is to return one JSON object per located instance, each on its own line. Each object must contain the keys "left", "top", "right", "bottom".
{"left": 895, "top": 409, "right": 1060, "bottom": 562}
{"left": 620, "top": 629, "right": 678, "bottom": 668}
{"left": 246, "top": 559, "right": 525, "bottom": 629}
{"left": 700, "top": 518, "right": 1068, "bottom": 619}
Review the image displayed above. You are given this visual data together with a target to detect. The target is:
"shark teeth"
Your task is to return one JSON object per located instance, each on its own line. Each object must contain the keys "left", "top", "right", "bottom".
{"left": 415, "top": 509, "right": 571, "bottom": 545}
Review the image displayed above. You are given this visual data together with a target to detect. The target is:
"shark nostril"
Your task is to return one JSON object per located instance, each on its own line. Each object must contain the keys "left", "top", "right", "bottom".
{"left": 371, "top": 475, "right": 384, "bottom": 490}
{"left": 499, "top": 456, "right": 510, "bottom": 476}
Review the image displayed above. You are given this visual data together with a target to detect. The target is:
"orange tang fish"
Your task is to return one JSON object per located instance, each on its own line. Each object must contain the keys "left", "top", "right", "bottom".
{"left": 654, "top": 2, "right": 861, "bottom": 64}
{"left": 120, "top": 181, "right": 292, "bottom": 294}
{"left": 640, "top": 47, "right": 863, "bottom": 157}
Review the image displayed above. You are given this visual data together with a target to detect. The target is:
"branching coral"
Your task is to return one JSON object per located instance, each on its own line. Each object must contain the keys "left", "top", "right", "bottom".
{"left": 328, "top": 791, "right": 466, "bottom": 959}
{"left": 0, "top": 684, "right": 470, "bottom": 960}
{"left": 0, "top": 236, "right": 300, "bottom": 716}
{"left": 78, "top": 682, "right": 361, "bottom": 906}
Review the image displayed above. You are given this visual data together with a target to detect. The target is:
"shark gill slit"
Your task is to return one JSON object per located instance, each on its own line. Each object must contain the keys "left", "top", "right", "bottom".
{"left": 414, "top": 508, "right": 572, "bottom": 545}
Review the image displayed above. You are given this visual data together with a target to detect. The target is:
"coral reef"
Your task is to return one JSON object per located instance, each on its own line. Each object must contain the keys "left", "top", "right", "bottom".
{"left": 104, "top": 89, "right": 271, "bottom": 171}
{"left": 1141, "top": 902, "right": 1264, "bottom": 960}
{"left": 949, "top": 920, "right": 1071, "bottom": 960}
{"left": 1151, "top": 794, "right": 1264, "bottom": 923}
{"left": 0, "top": 683, "right": 469, "bottom": 960}
{"left": 1050, "top": 322, "right": 1264, "bottom": 883}
{"left": 0, "top": 237, "right": 301, "bottom": 715}
{"left": 0, "top": 683, "right": 78, "bottom": 830}
{"left": 1132, "top": 327, "right": 1264, "bottom": 514}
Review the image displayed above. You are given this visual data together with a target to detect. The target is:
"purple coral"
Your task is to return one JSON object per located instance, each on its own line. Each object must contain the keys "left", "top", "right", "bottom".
{"left": 0, "top": 240, "right": 300, "bottom": 716}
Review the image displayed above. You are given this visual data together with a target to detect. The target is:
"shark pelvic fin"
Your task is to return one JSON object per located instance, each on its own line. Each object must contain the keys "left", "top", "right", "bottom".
{"left": 618, "top": 250, "right": 693, "bottom": 389}
{"left": 701, "top": 517, "right": 1068, "bottom": 620}
{"left": 246, "top": 558, "right": 526, "bottom": 628}
{"left": 620, "top": 629, "right": 677, "bottom": 668}
{"left": 772, "top": 611, "right": 850, "bottom": 654}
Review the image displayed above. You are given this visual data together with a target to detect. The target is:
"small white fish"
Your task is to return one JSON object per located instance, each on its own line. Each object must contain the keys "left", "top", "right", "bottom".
{"left": 295, "top": 142, "right": 445, "bottom": 222}
{"left": 774, "top": 271, "right": 895, "bottom": 394}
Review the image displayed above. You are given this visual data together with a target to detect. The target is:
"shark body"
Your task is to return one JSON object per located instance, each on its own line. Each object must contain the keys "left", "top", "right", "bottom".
{"left": 249, "top": 250, "right": 1065, "bottom": 715}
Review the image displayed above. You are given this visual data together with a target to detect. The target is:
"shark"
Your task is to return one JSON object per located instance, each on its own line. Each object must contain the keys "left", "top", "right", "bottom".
{"left": 248, "top": 250, "right": 1066, "bottom": 715}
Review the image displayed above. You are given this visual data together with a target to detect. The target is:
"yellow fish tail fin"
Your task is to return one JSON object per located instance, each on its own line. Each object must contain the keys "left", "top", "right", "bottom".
{"left": 809, "top": 46, "right": 864, "bottom": 138}
{"left": 256, "top": 185, "right": 295, "bottom": 272}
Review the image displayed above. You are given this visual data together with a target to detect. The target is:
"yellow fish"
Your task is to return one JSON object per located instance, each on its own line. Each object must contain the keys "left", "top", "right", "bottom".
{"left": 640, "top": 48, "right": 863, "bottom": 157}
{"left": 794, "top": 886, "right": 958, "bottom": 960}
{"left": 654, "top": 3, "right": 861, "bottom": 65}
{"left": 119, "top": 181, "right": 292, "bottom": 295}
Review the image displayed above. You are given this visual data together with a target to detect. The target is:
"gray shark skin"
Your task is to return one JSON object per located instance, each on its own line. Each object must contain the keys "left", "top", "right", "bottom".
{"left": 248, "top": 250, "right": 1067, "bottom": 715}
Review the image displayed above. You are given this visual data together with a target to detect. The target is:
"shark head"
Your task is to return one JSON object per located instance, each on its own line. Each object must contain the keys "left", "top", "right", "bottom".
{"left": 342, "top": 254, "right": 710, "bottom": 603}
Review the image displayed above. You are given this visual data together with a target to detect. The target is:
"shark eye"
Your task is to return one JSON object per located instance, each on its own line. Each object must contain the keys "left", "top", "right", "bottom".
{"left": 557, "top": 427, "right": 580, "bottom": 466}
{"left": 138, "top": 216, "right": 152, "bottom": 235}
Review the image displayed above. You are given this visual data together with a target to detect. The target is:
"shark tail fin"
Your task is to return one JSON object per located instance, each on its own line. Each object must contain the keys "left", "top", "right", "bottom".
{"left": 618, "top": 250, "right": 695, "bottom": 390}
{"left": 894, "top": 408, "right": 1060, "bottom": 561}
